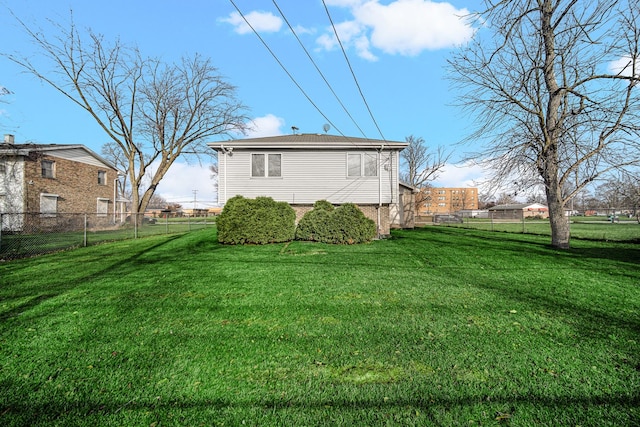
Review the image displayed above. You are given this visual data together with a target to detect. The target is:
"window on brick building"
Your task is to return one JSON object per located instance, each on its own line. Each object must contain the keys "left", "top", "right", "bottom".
{"left": 41, "top": 160, "right": 55, "bottom": 178}
{"left": 97, "top": 198, "right": 109, "bottom": 216}
{"left": 98, "top": 170, "right": 106, "bottom": 185}
{"left": 40, "top": 193, "right": 58, "bottom": 217}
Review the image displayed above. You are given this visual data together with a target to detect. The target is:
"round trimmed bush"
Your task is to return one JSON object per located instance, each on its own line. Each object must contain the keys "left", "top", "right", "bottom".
{"left": 295, "top": 201, "right": 376, "bottom": 244}
{"left": 217, "top": 196, "right": 296, "bottom": 244}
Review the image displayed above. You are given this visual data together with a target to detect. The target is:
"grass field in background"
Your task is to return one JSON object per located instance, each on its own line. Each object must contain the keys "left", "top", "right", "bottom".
{"left": 442, "top": 217, "right": 640, "bottom": 241}
{"left": 1, "top": 227, "right": 638, "bottom": 426}
{"left": 0, "top": 219, "right": 215, "bottom": 259}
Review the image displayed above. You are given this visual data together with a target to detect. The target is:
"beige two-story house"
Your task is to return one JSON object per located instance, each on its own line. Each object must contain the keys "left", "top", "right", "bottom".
{"left": 0, "top": 135, "right": 120, "bottom": 231}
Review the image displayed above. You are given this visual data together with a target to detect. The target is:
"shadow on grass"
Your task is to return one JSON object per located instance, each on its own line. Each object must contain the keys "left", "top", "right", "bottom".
{"left": 410, "top": 226, "right": 640, "bottom": 266}
{"left": 0, "top": 235, "right": 185, "bottom": 327}
{"left": 1, "top": 389, "right": 638, "bottom": 426}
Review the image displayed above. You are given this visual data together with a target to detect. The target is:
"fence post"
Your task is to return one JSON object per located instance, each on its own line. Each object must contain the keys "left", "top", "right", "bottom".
{"left": 0, "top": 213, "right": 3, "bottom": 252}
{"left": 84, "top": 214, "right": 88, "bottom": 247}
{"left": 188, "top": 215, "right": 191, "bottom": 231}
{"left": 134, "top": 212, "right": 138, "bottom": 239}
{"left": 165, "top": 214, "right": 169, "bottom": 234}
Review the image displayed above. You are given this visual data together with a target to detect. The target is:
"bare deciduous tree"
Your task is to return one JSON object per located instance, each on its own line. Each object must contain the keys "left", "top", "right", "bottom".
{"left": 399, "top": 135, "right": 451, "bottom": 213}
{"left": 4, "top": 14, "right": 248, "bottom": 219}
{"left": 449, "top": 0, "right": 640, "bottom": 248}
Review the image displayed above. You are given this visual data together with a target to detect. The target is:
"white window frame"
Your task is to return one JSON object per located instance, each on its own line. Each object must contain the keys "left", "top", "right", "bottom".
{"left": 40, "top": 193, "right": 58, "bottom": 217}
{"left": 98, "top": 170, "right": 107, "bottom": 185}
{"left": 251, "top": 153, "right": 281, "bottom": 178}
{"left": 97, "top": 198, "right": 109, "bottom": 217}
{"left": 347, "top": 153, "right": 378, "bottom": 178}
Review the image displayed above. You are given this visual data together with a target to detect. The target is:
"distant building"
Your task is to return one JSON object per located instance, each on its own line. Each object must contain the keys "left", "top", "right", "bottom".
{"left": 0, "top": 135, "right": 120, "bottom": 231}
{"left": 418, "top": 187, "right": 479, "bottom": 215}
{"left": 488, "top": 203, "right": 549, "bottom": 219}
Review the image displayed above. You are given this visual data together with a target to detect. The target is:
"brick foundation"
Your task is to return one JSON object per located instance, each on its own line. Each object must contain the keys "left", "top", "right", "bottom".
{"left": 291, "top": 203, "right": 390, "bottom": 236}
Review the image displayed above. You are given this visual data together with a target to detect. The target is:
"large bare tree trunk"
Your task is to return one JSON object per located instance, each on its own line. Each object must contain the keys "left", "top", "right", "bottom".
{"left": 546, "top": 190, "right": 570, "bottom": 249}
{"left": 448, "top": 0, "right": 640, "bottom": 249}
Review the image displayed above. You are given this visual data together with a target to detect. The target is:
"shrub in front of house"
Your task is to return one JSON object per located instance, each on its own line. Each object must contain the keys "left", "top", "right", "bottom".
{"left": 217, "top": 195, "right": 296, "bottom": 244}
{"left": 295, "top": 200, "right": 335, "bottom": 242}
{"left": 296, "top": 201, "right": 377, "bottom": 244}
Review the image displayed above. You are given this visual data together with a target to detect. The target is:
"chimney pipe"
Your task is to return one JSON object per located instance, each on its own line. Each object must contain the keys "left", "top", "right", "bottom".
{"left": 3, "top": 134, "right": 15, "bottom": 144}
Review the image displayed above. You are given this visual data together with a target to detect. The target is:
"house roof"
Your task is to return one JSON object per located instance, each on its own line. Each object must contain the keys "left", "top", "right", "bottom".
{"left": 0, "top": 142, "right": 119, "bottom": 171}
{"left": 488, "top": 203, "right": 548, "bottom": 211}
{"left": 208, "top": 133, "right": 408, "bottom": 150}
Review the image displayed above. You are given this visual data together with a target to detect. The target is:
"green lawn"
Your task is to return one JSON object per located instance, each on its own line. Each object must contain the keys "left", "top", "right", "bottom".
{"left": 443, "top": 218, "right": 640, "bottom": 242}
{"left": 1, "top": 227, "right": 638, "bottom": 426}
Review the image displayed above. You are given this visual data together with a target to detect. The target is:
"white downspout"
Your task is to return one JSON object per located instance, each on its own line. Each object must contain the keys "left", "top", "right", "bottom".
{"left": 223, "top": 149, "right": 227, "bottom": 204}
{"left": 220, "top": 145, "right": 230, "bottom": 204}
{"left": 378, "top": 145, "right": 384, "bottom": 237}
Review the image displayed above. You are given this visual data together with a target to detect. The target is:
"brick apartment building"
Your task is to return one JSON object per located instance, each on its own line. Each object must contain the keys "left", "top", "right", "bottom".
{"left": 0, "top": 135, "right": 120, "bottom": 231}
{"left": 418, "top": 187, "right": 479, "bottom": 215}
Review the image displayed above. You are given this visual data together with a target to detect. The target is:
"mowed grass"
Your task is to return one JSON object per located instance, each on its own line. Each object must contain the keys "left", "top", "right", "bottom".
{"left": 0, "top": 227, "right": 638, "bottom": 426}
{"left": 442, "top": 218, "right": 640, "bottom": 242}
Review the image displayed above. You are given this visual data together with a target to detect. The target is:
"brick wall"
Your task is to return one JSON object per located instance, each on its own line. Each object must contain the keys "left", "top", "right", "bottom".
{"left": 23, "top": 153, "right": 117, "bottom": 214}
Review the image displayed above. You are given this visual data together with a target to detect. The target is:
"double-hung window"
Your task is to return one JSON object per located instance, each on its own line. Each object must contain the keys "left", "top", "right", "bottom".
{"left": 347, "top": 153, "right": 377, "bottom": 177}
{"left": 98, "top": 170, "right": 106, "bottom": 185}
{"left": 251, "top": 153, "right": 281, "bottom": 177}
{"left": 42, "top": 160, "right": 55, "bottom": 178}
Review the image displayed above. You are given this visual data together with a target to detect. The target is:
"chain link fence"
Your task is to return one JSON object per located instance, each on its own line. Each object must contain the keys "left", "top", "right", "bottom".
{"left": 0, "top": 212, "right": 215, "bottom": 261}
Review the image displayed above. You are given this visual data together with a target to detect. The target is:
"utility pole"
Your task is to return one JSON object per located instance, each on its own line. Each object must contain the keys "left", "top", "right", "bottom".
{"left": 192, "top": 190, "right": 198, "bottom": 210}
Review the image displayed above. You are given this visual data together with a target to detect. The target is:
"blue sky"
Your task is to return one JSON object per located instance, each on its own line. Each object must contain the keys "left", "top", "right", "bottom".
{"left": 0, "top": 0, "right": 487, "bottom": 208}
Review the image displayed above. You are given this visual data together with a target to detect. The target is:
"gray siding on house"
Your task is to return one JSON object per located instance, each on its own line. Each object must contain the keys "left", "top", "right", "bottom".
{"left": 219, "top": 149, "right": 399, "bottom": 205}
{"left": 48, "top": 148, "right": 114, "bottom": 169}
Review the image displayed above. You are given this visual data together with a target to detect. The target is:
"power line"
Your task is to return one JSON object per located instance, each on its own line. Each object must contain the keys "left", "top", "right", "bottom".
{"left": 228, "top": 0, "right": 346, "bottom": 137}
{"left": 271, "top": 0, "right": 368, "bottom": 139}
{"left": 321, "top": 0, "right": 386, "bottom": 141}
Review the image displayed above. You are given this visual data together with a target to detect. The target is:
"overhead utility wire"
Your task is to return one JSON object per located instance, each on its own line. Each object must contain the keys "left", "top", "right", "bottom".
{"left": 321, "top": 0, "right": 386, "bottom": 141}
{"left": 271, "top": 0, "right": 368, "bottom": 139}
{"left": 228, "top": 0, "right": 345, "bottom": 137}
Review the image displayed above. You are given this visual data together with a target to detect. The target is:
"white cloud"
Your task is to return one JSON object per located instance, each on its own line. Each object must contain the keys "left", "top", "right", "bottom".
{"left": 156, "top": 161, "right": 218, "bottom": 208}
{"left": 220, "top": 10, "right": 283, "bottom": 35}
{"left": 293, "top": 25, "right": 316, "bottom": 36}
{"left": 608, "top": 56, "right": 638, "bottom": 77}
{"left": 317, "top": 0, "right": 475, "bottom": 60}
{"left": 432, "top": 161, "right": 489, "bottom": 188}
{"left": 156, "top": 114, "right": 286, "bottom": 206}
{"left": 246, "top": 114, "right": 286, "bottom": 137}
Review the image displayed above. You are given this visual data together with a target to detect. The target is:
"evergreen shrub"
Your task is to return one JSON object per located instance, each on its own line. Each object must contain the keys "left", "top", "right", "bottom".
{"left": 217, "top": 196, "right": 296, "bottom": 244}
{"left": 295, "top": 200, "right": 377, "bottom": 244}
